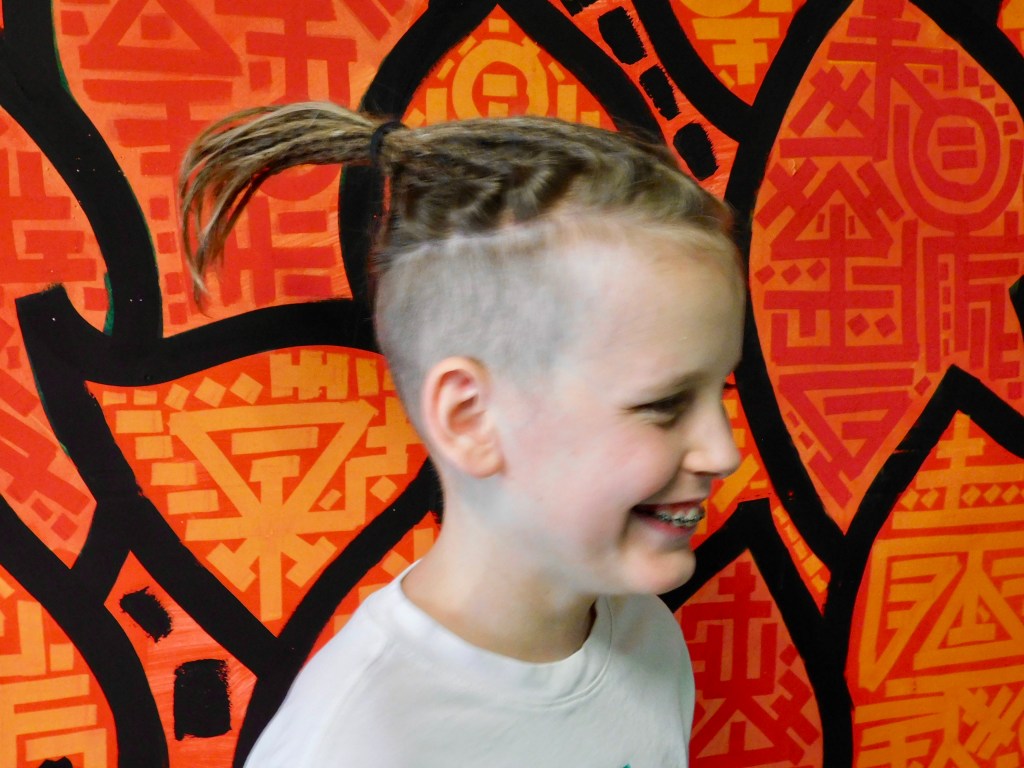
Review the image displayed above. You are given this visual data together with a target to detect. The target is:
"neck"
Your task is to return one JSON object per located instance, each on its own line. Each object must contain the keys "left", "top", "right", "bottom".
{"left": 401, "top": 518, "right": 596, "bottom": 663}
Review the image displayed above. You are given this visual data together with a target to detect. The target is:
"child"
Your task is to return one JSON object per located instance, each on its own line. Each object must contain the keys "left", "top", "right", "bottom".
{"left": 180, "top": 103, "right": 745, "bottom": 767}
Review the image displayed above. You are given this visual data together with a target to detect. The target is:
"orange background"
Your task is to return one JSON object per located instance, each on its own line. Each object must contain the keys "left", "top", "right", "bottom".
{"left": 0, "top": 1, "right": 1021, "bottom": 766}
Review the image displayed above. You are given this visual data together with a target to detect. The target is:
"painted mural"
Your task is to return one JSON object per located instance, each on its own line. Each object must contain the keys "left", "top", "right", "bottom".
{"left": 0, "top": 0, "right": 1021, "bottom": 766}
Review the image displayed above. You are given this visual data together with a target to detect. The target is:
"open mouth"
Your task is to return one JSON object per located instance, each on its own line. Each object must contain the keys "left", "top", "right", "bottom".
{"left": 633, "top": 503, "right": 706, "bottom": 529}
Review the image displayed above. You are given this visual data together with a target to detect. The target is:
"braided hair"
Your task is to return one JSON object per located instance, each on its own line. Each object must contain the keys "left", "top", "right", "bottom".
{"left": 180, "top": 102, "right": 739, "bottom": 421}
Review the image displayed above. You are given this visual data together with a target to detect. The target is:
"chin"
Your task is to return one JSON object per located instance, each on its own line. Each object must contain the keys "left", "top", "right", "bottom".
{"left": 625, "top": 551, "right": 697, "bottom": 596}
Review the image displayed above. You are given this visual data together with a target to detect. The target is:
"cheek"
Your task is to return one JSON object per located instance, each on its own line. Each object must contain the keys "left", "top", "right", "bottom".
{"left": 615, "top": 435, "right": 680, "bottom": 490}
{"left": 561, "top": 442, "right": 680, "bottom": 528}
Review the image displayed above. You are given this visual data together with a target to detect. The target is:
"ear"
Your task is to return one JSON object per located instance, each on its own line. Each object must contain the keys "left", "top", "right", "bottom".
{"left": 420, "top": 357, "right": 504, "bottom": 478}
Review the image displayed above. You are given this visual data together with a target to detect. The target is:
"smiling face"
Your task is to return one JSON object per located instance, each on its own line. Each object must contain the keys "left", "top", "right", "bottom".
{"left": 491, "top": 226, "right": 745, "bottom": 598}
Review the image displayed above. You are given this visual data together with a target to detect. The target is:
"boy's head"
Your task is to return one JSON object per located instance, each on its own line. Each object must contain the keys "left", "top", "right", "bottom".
{"left": 365, "top": 116, "right": 746, "bottom": 597}
{"left": 180, "top": 104, "right": 746, "bottom": 595}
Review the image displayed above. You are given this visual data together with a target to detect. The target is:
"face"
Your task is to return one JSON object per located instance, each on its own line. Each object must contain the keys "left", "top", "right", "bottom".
{"left": 491, "top": 231, "right": 745, "bottom": 598}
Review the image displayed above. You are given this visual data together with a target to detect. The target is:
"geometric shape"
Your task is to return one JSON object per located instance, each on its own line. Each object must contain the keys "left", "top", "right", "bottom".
{"left": 755, "top": 265, "right": 776, "bottom": 283}
{"left": 339, "top": 0, "right": 389, "bottom": 39}
{"left": 194, "top": 378, "right": 226, "bottom": 407}
{"left": 133, "top": 390, "right": 158, "bottom": 406}
{"left": 847, "top": 313, "right": 869, "bottom": 336}
{"left": 156, "top": 231, "right": 177, "bottom": 254}
{"left": 857, "top": 546, "right": 960, "bottom": 690}
{"left": 48, "top": 643, "right": 75, "bottom": 672}
{"left": 165, "top": 384, "right": 190, "bottom": 410}
{"left": 101, "top": 391, "right": 128, "bottom": 406}
{"left": 149, "top": 196, "right": 170, "bottom": 220}
{"left": 674, "top": 122, "right": 718, "bottom": 180}
{"left": 83, "top": 286, "right": 110, "bottom": 313}
{"left": 119, "top": 588, "right": 173, "bottom": 642}
{"left": 114, "top": 409, "right": 163, "bottom": 434}
{"left": 748, "top": 0, "right": 1024, "bottom": 535}
{"left": 165, "top": 272, "right": 185, "bottom": 297}
{"left": 639, "top": 65, "right": 680, "bottom": 119}
{"left": 61, "top": 11, "right": 88, "bottom": 36}
{"left": 166, "top": 489, "right": 219, "bottom": 516}
{"left": 169, "top": 400, "right": 377, "bottom": 620}
{"left": 598, "top": 8, "right": 646, "bottom": 65}
{"left": 487, "top": 15, "right": 510, "bottom": 33}
{"left": 173, "top": 659, "right": 231, "bottom": 740}
{"left": 135, "top": 435, "right": 173, "bottom": 460}
{"left": 206, "top": 545, "right": 257, "bottom": 592}
{"left": 231, "top": 426, "right": 318, "bottom": 455}
{"left": 781, "top": 264, "right": 801, "bottom": 284}
{"left": 381, "top": 550, "right": 409, "bottom": 577}
{"left": 32, "top": 499, "right": 55, "bottom": 521}
{"left": 318, "top": 489, "right": 342, "bottom": 510}
{"left": 272, "top": 351, "right": 349, "bottom": 400}
{"left": 413, "top": 527, "right": 436, "bottom": 558}
{"left": 52, "top": 515, "right": 78, "bottom": 542}
{"left": 915, "top": 553, "right": 1024, "bottom": 667}
{"left": 370, "top": 475, "right": 397, "bottom": 501}
{"left": 151, "top": 461, "right": 198, "bottom": 486}
{"left": 355, "top": 357, "right": 379, "bottom": 397}
{"left": 80, "top": 0, "right": 241, "bottom": 75}
{"left": 482, "top": 72, "right": 517, "bottom": 98}
{"left": 229, "top": 373, "right": 262, "bottom": 404}
{"left": 807, "top": 259, "right": 827, "bottom": 279}
{"left": 874, "top": 314, "right": 897, "bottom": 337}
{"left": 682, "top": 557, "right": 822, "bottom": 764}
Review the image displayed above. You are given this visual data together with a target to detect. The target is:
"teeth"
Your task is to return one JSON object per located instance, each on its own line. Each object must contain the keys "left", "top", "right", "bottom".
{"left": 652, "top": 507, "right": 705, "bottom": 528}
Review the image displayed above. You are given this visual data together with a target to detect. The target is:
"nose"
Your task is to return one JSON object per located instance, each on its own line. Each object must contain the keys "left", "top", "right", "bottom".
{"left": 682, "top": 400, "right": 741, "bottom": 479}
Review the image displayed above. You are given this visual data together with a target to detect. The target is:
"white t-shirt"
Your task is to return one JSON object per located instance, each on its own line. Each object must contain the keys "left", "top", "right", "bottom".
{"left": 245, "top": 574, "right": 694, "bottom": 767}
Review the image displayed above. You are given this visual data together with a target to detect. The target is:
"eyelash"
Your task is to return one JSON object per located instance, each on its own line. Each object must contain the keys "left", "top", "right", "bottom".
{"left": 641, "top": 381, "right": 737, "bottom": 426}
{"left": 640, "top": 392, "right": 695, "bottom": 426}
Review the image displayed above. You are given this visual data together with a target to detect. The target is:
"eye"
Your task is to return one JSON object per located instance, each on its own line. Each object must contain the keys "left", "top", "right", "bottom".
{"left": 636, "top": 390, "right": 695, "bottom": 427}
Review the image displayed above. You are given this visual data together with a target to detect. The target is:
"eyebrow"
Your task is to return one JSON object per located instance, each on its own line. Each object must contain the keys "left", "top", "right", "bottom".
{"left": 633, "top": 362, "right": 742, "bottom": 404}
{"left": 633, "top": 372, "right": 705, "bottom": 403}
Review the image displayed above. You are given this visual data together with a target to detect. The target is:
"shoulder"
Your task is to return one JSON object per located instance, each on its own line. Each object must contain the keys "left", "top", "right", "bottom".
{"left": 244, "top": 582, "right": 413, "bottom": 767}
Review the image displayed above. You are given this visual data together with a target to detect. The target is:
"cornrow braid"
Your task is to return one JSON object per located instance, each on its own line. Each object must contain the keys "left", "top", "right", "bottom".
{"left": 381, "top": 116, "right": 714, "bottom": 241}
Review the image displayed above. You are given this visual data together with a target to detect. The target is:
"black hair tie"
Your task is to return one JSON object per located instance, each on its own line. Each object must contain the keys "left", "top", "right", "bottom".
{"left": 369, "top": 120, "right": 406, "bottom": 166}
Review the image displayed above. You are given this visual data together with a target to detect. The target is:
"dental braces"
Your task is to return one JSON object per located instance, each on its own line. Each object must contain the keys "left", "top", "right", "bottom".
{"left": 652, "top": 508, "right": 706, "bottom": 528}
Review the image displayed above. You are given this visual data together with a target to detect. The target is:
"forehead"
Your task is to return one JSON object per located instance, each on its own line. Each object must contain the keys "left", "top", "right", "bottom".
{"left": 555, "top": 229, "right": 744, "bottom": 381}
{"left": 560, "top": 225, "right": 743, "bottom": 316}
